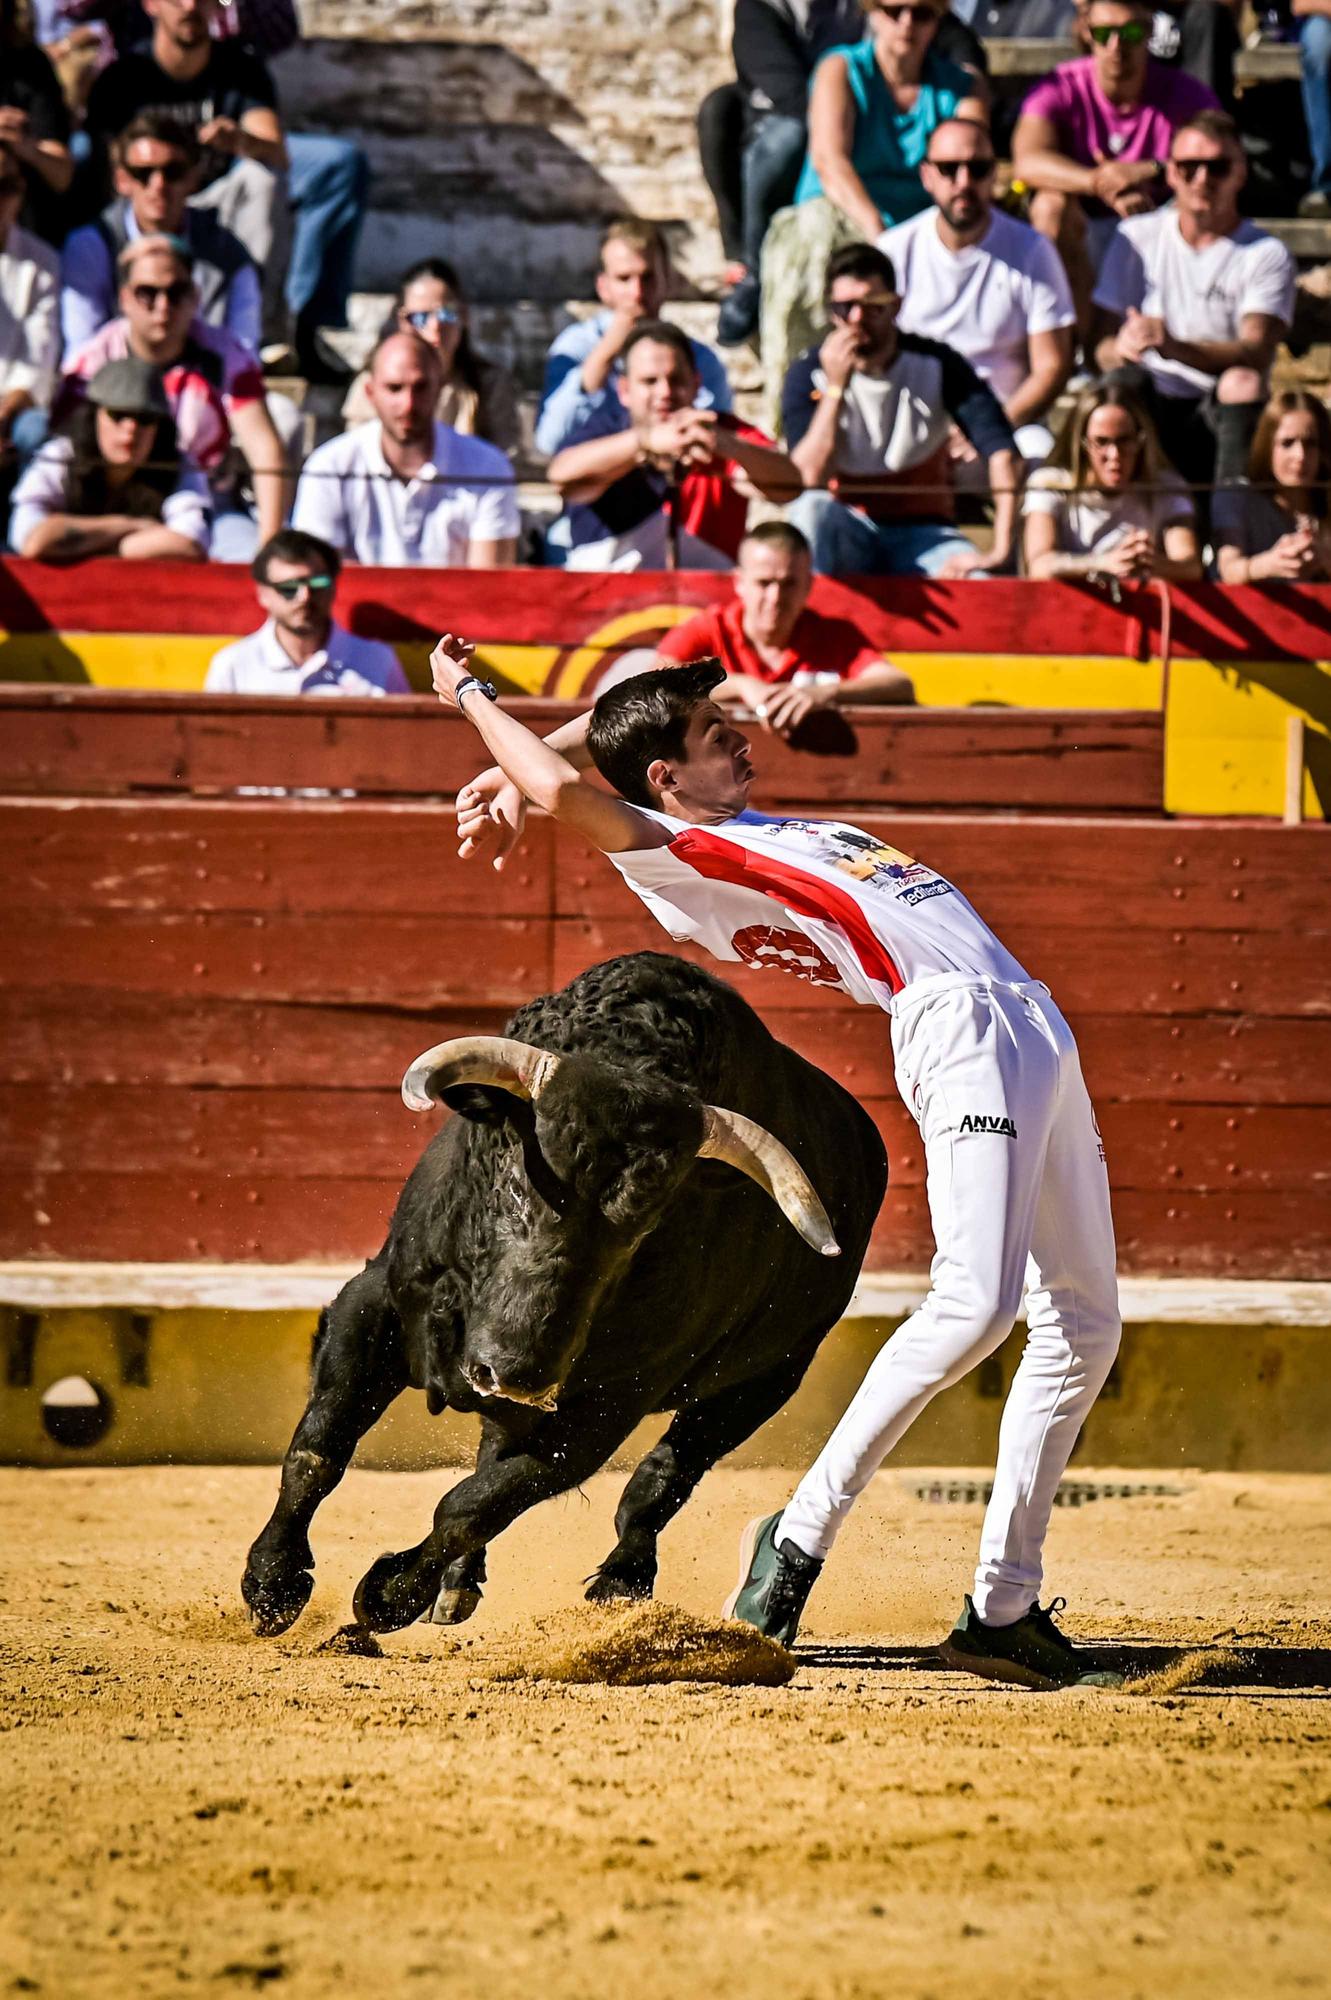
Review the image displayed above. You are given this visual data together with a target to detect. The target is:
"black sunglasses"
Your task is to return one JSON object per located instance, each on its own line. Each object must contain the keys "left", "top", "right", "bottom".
{"left": 130, "top": 280, "right": 193, "bottom": 309}
{"left": 1173, "top": 156, "right": 1233, "bottom": 182}
{"left": 101, "top": 408, "right": 159, "bottom": 427}
{"left": 268, "top": 573, "right": 335, "bottom": 600}
{"left": 932, "top": 157, "right": 996, "bottom": 180}
{"left": 124, "top": 160, "right": 190, "bottom": 186}
{"left": 828, "top": 293, "right": 899, "bottom": 319}
{"left": 1088, "top": 20, "right": 1148, "bottom": 44}
{"left": 878, "top": 4, "right": 937, "bottom": 21}
{"left": 404, "top": 306, "right": 461, "bottom": 330}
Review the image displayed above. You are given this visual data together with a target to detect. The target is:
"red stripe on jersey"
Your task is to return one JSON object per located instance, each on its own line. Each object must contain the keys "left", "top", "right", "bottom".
{"left": 668, "top": 826, "right": 907, "bottom": 995}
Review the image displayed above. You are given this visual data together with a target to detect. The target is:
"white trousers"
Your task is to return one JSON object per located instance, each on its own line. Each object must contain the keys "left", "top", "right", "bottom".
{"left": 779, "top": 975, "right": 1122, "bottom": 1627}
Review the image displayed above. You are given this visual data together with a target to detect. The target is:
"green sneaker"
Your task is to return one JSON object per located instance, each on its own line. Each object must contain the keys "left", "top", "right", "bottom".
{"left": 938, "top": 1594, "right": 1124, "bottom": 1691}
{"left": 722, "top": 1511, "right": 822, "bottom": 1647}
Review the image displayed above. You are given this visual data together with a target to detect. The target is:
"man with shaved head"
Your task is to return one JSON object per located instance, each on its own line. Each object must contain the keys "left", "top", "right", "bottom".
{"left": 293, "top": 330, "right": 519, "bottom": 567}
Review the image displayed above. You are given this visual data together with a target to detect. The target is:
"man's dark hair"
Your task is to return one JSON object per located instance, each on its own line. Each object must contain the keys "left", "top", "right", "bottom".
{"left": 620, "top": 320, "right": 699, "bottom": 376}
{"left": 586, "top": 658, "right": 727, "bottom": 809}
{"left": 113, "top": 113, "right": 201, "bottom": 168}
{"left": 741, "top": 520, "right": 811, "bottom": 562}
{"left": 251, "top": 527, "right": 342, "bottom": 586}
{"left": 824, "top": 242, "right": 897, "bottom": 299}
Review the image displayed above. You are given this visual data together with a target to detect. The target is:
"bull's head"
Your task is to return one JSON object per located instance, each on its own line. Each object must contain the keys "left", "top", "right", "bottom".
{"left": 402, "top": 1035, "right": 839, "bottom": 1413}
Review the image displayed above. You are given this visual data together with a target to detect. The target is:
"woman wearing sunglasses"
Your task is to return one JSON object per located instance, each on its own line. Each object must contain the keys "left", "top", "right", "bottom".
{"left": 1213, "top": 389, "right": 1331, "bottom": 585}
{"left": 342, "top": 256, "right": 520, "bottom": 456}
{"left": 757, "top": 0, "right": 986, "bottom": 422}
{"left": 9, "top": 355, "right": 208, "bottom": 562}
{"left": 1022, "top": 380, "right": 1201, "bottom": 582}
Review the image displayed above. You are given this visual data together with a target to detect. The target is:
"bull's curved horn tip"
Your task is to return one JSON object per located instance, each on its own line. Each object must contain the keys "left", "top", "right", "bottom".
{"left": 820, "top": 1239, "right": 841, "bottom": 1258}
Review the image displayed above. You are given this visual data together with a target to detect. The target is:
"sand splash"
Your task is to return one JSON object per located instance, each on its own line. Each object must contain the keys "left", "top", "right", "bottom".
{"left": 1125, "top": 1647, "right": 1244, "bottom": 1696}
{"left": 486, "top": 1601, "right": 797, "bottom": 1688}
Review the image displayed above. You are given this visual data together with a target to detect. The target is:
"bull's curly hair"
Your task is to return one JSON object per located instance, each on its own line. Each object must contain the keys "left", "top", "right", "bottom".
{"left": 585, "top": 657, "right": 727, "bottom": 809}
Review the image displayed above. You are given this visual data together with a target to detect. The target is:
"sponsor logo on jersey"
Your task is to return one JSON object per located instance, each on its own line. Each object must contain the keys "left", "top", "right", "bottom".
{"left": 896, "top": 878, "right": 954, "bottom": 907}
{"left": 958, "top": 1113, "right": 1018, "bottom": 1139}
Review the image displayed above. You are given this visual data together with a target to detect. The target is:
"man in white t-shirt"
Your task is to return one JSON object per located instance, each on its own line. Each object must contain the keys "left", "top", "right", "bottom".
{"left": 882, "top": 117, "right": 1075, "bottom": 466}
{"left": 1091, "top": 108, "right": 1295, "bottom": 493}
{"left": 205, "top": 527, "right": 409, "bottom": 695}
{"left": 293, "top": 332, "right": 520, "bottom": 568}
{"left": 434, "top": 637, "right": 1123, "bottom": 1691}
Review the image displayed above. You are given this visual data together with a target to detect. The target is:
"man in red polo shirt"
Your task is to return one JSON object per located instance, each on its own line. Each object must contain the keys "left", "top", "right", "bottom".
{"left": 656, "top": 519, "right": 914, "bottom": 733}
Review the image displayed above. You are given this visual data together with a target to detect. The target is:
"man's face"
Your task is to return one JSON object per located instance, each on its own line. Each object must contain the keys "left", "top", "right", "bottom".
{"left": 367, "top": 337, "right": 441, "bottom": 446}
{"left": 257, "top": 557, "right": 337, "bottom": 643}
{"left": 1167, "top": 128, "right": 1243, "bottom": 221}
{"left": 145, "top": 0, "right": 214, "bottom": 51}
{"left": 922, "top": 124, "right": 996, "bottom": 234}
{"left": 734, "top": 540, "right": 812, "bottom": 648}
{"left": 657, "top": 700, "right": 755, "bottom": 818}
{"left": 618, "top": 339, "right": 699, "bottom": 426}
{"left": 1085, "top": 3, "right": 1150, "bottom": 94}
{"left": 596, "top": 239, "right": 667, "bottom": 321}
{"left": 826, "top": 275, "right": 899, "bottom": 365}
{"left": 115, "top": 137, "right": 194, "bottom": 233}
{"left": 119, "top": 252, "right": 196, "bottom": 360}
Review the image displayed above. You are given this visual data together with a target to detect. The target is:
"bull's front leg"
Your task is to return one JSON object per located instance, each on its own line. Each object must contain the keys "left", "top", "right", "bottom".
{"left": 243, "top": 1261, "right": 405, "bottom": 1636}
{"left": 352, "top": 1397, "right": 643, "bottom": 1632}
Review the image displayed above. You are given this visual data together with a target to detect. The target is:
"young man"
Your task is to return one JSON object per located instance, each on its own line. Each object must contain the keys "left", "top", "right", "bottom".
{"left": 436, "top": 635, "right": 1123, "bottom": 1691}
{"left": 205, "top": 528, "right": 410, "bottom": 695}
{"left": 657, "top": 519, "right": 914, "bottom": 735}
{"left": 548, "top": 320, "right": 799, "bottom": 572}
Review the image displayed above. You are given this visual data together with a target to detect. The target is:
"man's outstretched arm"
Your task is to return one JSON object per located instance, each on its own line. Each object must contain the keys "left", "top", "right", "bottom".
{"left": 431, "top": 636, "right": 666, "bottom": 857}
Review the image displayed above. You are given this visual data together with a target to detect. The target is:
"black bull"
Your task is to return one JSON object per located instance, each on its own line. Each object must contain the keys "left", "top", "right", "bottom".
{"left": 242, "top": 953, "right": 888, "bottom": 1636}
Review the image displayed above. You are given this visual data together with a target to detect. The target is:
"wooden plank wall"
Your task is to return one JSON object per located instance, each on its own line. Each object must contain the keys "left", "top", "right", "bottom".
{"left": 0, "top": 694, "right": 1327, "bottom": 1278}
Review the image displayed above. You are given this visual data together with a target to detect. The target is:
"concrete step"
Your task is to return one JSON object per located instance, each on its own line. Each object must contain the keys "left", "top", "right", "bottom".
{"left": 984, "top": 35, "right": 1300, "bottom": 83}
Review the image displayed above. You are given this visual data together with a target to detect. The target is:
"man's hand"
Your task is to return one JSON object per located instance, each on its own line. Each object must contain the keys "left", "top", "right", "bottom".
{"left": 198, "top": 115, "right": 243, "bottom": 156}
{"left": 818, "top": 322, "right": 861, "bottom": 390}
{"left": 429, "top": 632, "right": 478, "bottom": 707}
{"left": 1090, "top": 156, "right": 1158, "bottom": 209}
{"left": 638, "top": 407, "right": 717, "bottom": 467}
{"left": 947, "top": 424, "right": 979, "bottom": 466}
{"left": 457, "top": 768, "right": 529, "bottom": 869}
{"left": 937, "top": 544, "right": 987, "bottom": 579}
{"left": 0, "top": 106, "right": 30, "bottom": 149}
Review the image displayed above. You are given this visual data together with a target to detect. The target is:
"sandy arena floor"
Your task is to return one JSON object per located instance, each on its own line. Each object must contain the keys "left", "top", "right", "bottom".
{"left": 2, "top": 1461, "right": 1329, "bottom": 2000}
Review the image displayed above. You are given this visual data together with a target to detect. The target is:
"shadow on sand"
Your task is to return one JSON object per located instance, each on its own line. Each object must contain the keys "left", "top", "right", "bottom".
{"left": 795, "top": 1641, "right": 1331, "bottom": 1694}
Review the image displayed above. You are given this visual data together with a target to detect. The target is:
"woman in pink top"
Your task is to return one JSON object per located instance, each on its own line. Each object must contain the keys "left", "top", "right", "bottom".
{"left": 1013, "top": 0, "right": 1217, "bottom": 329}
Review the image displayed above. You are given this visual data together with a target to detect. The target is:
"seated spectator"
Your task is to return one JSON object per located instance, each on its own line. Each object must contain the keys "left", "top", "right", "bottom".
{"left": 293, "top": 331, "right": 519, "bottom": 569}
{"left": 1012, "top": 0, "right": 1218, "bottom": 327}
{"left": 1294, "top": 0, "right": 1331, "bottom": 218}
{"left": 342, "top": 257, "right": 520, "bottom": 457}
{"left": 656, "top": 519, "right": 915, "bottom": 728}
{"left": 1, "top": 0, "right": 74, "bottom": 247}
{"left": 546, "top": 319, "right": 800, "bottom": 572}
{"left": 698, "top": 0, "right": 867, "bottom": 347}
{"left": 84, "top": 0, "right": 367, "bottom": 384}
{"left": 951, "top": 0, "right": 1077, "bottom": 154}
{"left": 30, "top": 0, "right": 114, "bottom": 121}
{"left": 536, "top": 219, "right": 732, "bottom": 460}
{"left": 10, "top": 354, "right": 209, "bottom": 561}
{"left": 205, "top": 527, "right": 411, "bottom": 694}
{"left": 1213, "top": 389, "right": 1331, "bottom": 583}
{"left": 0, "top": 144, "right": 60, "bottom": 511}
{"left": 62, "top": 113, "right": 258, "bottom": 359}
{"left": 1091, "top": 111, "right": 1294, "bottom": 498}
{"left": 783, "top": 242, "right": 1017, "bottom": 575}
{"left": 759, "top": 0, "right": 986, "bottom": 423}
{"left": 882, "top": 115, "right": 1074, "bottom": 466}
{"left": 58, "top": 233, "right": 287, "bottom": 559}
{"left": 1023, "top": 380, "right": 1201, "bottom": 579}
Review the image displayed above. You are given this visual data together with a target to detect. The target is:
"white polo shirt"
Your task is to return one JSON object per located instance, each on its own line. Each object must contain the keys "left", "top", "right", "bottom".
{"left": 291, "top": 419, "right": 520, "bottom": 566}
{"left": 204, "top": 617, "right": 410, "bottom": 696}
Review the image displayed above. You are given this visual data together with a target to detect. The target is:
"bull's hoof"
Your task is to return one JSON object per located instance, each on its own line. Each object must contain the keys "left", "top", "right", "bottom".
{"left": 584, "top": 1555, "right": 656, "bottom": 1604}
{"left": 242, "top": 1563, "right": 313, "bottom": 1638}
{"left": 425, "top": 1583, "right": 483, "bottom": 1626}
{"left": 352, "top": 1552, "right": 439, "bottom": 1633}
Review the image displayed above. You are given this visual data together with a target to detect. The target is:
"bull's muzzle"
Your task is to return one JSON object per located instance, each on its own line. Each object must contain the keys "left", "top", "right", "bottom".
{"left": 464, "top": 1358, "right": 559, "bottom": 1414}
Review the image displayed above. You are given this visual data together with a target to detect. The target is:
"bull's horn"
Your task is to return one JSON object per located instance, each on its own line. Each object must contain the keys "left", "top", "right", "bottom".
{"left": 698, "top": 1107, "right": 840, "bottom": 1258}
{"left": 401, "top": 1036, "right": 561, "bottom": 1113}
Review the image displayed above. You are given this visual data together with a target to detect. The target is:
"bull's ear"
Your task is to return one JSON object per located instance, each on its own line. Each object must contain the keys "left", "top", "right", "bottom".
{"left": 439, "top": 1084, "right": 530, "bottom": 1125}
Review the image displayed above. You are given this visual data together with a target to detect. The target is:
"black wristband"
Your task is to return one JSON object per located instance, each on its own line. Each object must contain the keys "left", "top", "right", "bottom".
{"left": 455, "top": 675, "right": 499, "bottom": 710}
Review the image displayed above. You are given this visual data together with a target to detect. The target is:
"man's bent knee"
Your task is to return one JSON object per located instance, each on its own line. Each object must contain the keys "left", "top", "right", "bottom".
{"left": 1216, "top": 366, "right": 1264, "bottom": 405}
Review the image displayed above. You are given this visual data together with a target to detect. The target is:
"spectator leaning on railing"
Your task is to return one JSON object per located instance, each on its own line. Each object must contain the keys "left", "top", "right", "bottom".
{"left": 1212, "top": 389, "right": 1331, "bottom": 584}
{"left": 10, "top": 354, "right": 209, "bottom": 562}
{"left": 204, "top": 527, "right": 411, "bottom": 694}
{"left": 655, "top": 519, "right": 915, "bottom": 730}
{"left": 0, "top": 143, "right": 59, "bottom": 508}
{"left": 1091, "top": 110, "right": 1295, "bottom": 503}
{"left": 292, "top": 331, "right": 520, "bottom": 570}
{"left": 1022, "top": 379, "right": 1202, "bottom": 581}
{"left": 783, "top": 241, "right": 1018, "bottom": 576}
{"left": 882, "top": 114, "right": 1074, "bottom": 468}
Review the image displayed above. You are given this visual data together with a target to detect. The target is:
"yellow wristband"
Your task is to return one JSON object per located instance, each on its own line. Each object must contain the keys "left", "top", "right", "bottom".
{"left": 822, "top": 383, "right": 846, "bottom": 402}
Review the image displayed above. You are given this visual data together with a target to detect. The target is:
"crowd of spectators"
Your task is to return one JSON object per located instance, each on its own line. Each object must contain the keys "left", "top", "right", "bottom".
{"left": 3, "top": 0, "right": 1331, "bottom": 702}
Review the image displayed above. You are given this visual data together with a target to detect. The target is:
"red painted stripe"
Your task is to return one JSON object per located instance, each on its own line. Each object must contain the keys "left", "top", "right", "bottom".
{"left": 668, "top": 825, "right": 906, "bottom": 995}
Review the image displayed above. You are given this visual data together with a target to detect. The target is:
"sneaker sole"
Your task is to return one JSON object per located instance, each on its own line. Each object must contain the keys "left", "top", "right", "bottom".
{"left": 936, "top": 1637, "right": 1064, "bottom": 1692}
{"left": 721, "top": 1513, "right": 772, "bottom": 1623}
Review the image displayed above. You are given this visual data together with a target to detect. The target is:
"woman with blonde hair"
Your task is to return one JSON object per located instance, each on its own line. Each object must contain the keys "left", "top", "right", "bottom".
{"left": 1213, "top": 390, "right": 1331, "bottom": 584}
{"left": 1023, "top": 380, "right": 1201, "bottom": 581}
{"left": 343, "top": 257, "right": 520, "bottom": 456}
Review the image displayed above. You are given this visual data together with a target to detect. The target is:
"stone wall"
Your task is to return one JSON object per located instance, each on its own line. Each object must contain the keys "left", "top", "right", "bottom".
{"left": 276, "top": 0, "right": 734, "bottom": 297}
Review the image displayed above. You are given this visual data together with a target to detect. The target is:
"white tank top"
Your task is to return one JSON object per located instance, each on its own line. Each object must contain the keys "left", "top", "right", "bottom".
{"left": 608, "top": 808, "right": 1030, "bottom": 1011}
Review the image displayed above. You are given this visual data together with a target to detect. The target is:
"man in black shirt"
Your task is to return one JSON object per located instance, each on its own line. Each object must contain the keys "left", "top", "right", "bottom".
{"left": 0, "top": 0, "right": 74, "bottom": 248}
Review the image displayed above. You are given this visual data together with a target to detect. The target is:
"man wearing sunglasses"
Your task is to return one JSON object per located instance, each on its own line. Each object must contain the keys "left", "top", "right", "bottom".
{"left": 882, "top": 116, "right": 1074, "bottom": 467}
{"left": 61, "top": 112, "right": 258, "bottom": 361}
{"left": 1013, "top": 0, "right": 1218, "bottom": 324}
{"left": 1091, "top": 108, "right": 1294, "bottom": 497}
{"left": 205, "top": 528, "right": 410, "bottom": 696}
